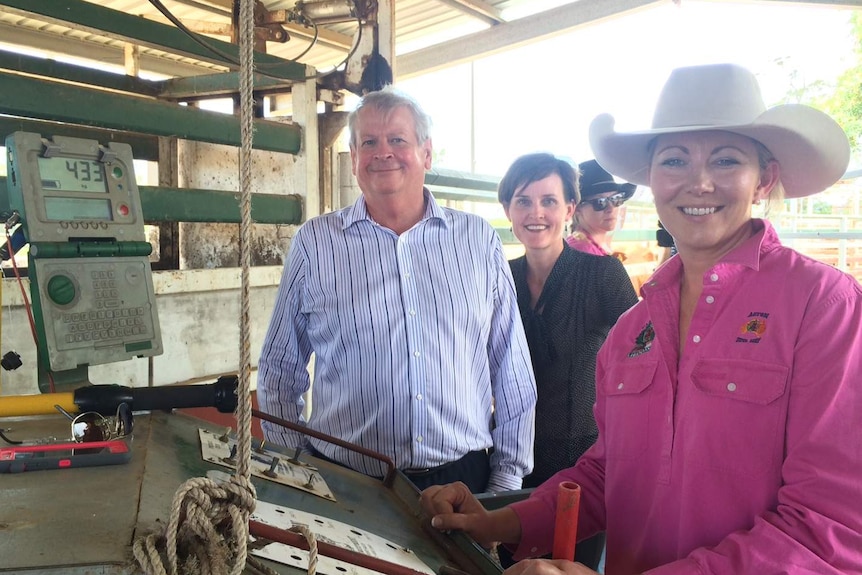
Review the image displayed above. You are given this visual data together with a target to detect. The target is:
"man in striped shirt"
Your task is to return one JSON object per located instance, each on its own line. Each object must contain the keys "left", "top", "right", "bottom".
{"left": 257, "top": 87, "right": 537, "bottom": 493}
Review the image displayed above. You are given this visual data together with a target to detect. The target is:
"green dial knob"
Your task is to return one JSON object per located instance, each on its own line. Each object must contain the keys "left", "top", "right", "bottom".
{"left": 47, "top": 274, "right": 76, "bottom": 306}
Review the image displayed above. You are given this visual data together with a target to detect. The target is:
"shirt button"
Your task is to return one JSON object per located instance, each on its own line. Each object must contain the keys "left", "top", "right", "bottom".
{"left": 413, "top": 351, "right": 421, "bottom": 357}
{"left": 409, "top": 309, "right": 416, "bottom": 316}
{"left": 710, "top": 273, "right": 719, "bottom": 282}
{"left": 617, "top": 383, "right": 624, "bottom": 390}
{"left": 531, "top": 547, "right": 538, "bottom": 554}
{"left": 705, "top": 295, "right": 715, "bottom": 304}
{"left": 416, "top": 436, "right": 423, "bottom": 443}
{"left": 727, "top": 382, "right": 737, "bottom": 392}
{"left": 416, "top": 393, "right": 423, "bottom": 400}
{"left": 692, "top": 335, "right": 701, "bottom": 343}
{"left": 404, "top": 273, "right": 411, "bottom": 279}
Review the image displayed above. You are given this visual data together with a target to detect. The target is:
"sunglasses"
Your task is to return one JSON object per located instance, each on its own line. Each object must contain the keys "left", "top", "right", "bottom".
{"left": 56, "top": 403, "right": 133, "bottom": 443}
{"left": 579, "top": 193, "right": 627, "bottom": 211}
{"left": 0, "top": 403, "right": 133, "bottom": 447}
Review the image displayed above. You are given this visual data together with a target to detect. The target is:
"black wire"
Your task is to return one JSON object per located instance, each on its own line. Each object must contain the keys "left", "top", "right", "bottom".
{"left": 148, "top": 0, "right": 245, "bottom": 68}
{"left": 286, "top": 20, "right": 319, "bottom": 64}
{"left": 306, "top": 15, "right": 363, "bottom": 80}
{"left": 147, "top": 0, "right": 364, "bottom": 83}
{"left": 0, "top": 429, "right": 23, "bottom": 445}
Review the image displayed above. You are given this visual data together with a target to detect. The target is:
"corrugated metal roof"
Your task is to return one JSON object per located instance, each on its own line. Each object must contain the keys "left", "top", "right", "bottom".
{"left": 3, "top": 0, "right": 847, "bottom": 83}
{"left": 0, "top": 0, "right": 575, "bottom": 78}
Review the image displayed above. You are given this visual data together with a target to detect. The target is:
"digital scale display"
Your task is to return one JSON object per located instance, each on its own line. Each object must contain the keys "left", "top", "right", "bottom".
{"left": 37, "top": 156, "right": 108, "bottom": 193}
{"left": 34, "top": 156, "right": 113, "bottom": 221}
{"left": 44, "top": 197, "right": 113, "bottom": 221}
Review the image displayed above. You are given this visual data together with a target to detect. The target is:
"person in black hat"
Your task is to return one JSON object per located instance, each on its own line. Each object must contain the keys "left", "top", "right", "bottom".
{"left": 566, "top": 159, "right": 636, "bottom": 260}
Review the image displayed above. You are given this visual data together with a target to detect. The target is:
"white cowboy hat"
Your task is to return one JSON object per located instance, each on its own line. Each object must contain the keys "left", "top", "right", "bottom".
{"left": 589, "top": 63, "right": 850, "bottom": 198}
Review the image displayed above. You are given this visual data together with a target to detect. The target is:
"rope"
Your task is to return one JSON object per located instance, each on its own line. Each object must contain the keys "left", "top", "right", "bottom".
{"left": 294, "top": 525, "right": 319, "bottom": 575}
{"left": 131, "top": 0, "right": 257, "bottom": 572}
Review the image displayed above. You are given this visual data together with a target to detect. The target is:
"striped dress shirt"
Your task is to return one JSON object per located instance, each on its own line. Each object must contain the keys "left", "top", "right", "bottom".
{"left": 257, "top": 190, "right": 537, "bottom": 492}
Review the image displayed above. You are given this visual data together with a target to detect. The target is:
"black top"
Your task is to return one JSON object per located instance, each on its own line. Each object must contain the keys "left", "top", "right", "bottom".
{"left": 510, "top": 244, "right": 638, "bottom": 487}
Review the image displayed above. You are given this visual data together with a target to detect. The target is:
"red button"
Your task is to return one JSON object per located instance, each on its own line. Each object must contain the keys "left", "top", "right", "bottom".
{"left": 59, "top": 459, "right": 72, "bottom": 467}
{"left": 118, "top": 204, "right": 129, "bottom": 216}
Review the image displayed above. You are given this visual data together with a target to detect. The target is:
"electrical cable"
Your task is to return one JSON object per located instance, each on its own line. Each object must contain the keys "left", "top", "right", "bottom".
{"left": 147, "top": 0, "right": 364, "bottom": 82}
{"left": 4, "top": 230, "right": 56, "bottom": 393}
{"left": 0, "top": 429, "right": 24, "bottom": 445}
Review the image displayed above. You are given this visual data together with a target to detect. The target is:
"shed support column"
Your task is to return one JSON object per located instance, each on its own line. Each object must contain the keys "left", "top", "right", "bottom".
{"left": 154, "top": 136, "right": 180, "bottom": 271}
{"left": 292, "top": 76, "right": 321, "bottom": 219}
{"left": 378, "top": 0, "right": 395, "bottom": 77}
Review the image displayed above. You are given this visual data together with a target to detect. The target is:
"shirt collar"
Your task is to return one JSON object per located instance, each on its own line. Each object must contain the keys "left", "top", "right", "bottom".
{"left": 644, "top": 218, "right": 779, "bottom": 293}
{"left": 341, "top": 187, "right": 448, "bottom": 230}
{"left": 716, "top": 218, "right": 779, "bottom": 271}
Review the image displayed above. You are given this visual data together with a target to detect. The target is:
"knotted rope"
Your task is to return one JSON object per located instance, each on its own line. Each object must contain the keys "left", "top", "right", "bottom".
{"left": 132, "top": 0, "right": 257, "bottom": 572}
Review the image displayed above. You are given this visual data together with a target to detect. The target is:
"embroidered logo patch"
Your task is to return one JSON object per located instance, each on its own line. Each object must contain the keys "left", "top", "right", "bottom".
{"left": 736, "top": 312, "right": 768, "bottom": 343}
{"left": 628, "top": 321, "right": 655, "bottom": 357}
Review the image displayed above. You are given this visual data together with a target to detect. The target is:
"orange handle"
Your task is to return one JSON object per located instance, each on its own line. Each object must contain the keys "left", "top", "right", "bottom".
{"left": 552, "top": 481, "right": 581, "bottom": 561}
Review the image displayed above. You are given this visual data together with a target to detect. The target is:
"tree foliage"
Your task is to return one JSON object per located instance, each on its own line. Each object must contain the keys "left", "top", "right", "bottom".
{"left": 819, "top": 12, "right": 862, "bottom": 156}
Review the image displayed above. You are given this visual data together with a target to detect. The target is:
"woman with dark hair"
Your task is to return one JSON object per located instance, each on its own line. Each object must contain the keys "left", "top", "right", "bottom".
{"left": 498, "top": 153, "right": 638, "bottom": 490}
{"left": 494, "top": 153, "right": 637, "bottom": 568}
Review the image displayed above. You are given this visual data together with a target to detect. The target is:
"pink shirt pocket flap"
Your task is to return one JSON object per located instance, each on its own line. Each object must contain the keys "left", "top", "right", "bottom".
{"left": 691, "top": 359, "right": 788, "bottom": 405}
{"left": 605, "top": 360, "right": 659, "bottom": 396}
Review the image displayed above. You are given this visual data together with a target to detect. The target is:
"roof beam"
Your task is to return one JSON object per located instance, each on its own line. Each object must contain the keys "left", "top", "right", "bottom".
{"left": 0, "top": 0, "right": 305, "bottom": 79}
{"left": 181, "top": 19, "right": 355, "bottom": 52}
{"left": 397, "top": 0, "right": 660, "bottom": 79}
{"left": 435, "top": 0, "right": 506, "bottom": 25}
{"left": 0, "top": 22, "right": 217, "bottom": 78}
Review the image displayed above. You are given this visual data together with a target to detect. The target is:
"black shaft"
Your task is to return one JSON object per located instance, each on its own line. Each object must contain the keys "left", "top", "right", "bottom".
{"left": 74, "top": 375, "right": 238, "bottom": 415}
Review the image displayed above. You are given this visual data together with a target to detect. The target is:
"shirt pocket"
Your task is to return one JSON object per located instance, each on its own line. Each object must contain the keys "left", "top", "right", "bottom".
{"left": 687, "top": 359, "right": 789, "bottom": 478}
{"left": 602, "top": 359, "right": 659, "bottom": 460}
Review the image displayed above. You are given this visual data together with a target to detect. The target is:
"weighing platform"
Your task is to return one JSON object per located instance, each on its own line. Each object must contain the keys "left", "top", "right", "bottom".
{"left": 0, "top": 409, "right": 503, "bottom": 574}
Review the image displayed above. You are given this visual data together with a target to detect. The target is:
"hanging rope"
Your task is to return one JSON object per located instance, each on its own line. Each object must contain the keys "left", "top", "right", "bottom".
{"left": 295, "top": 525, "right": 319, "bottom": 575}
{"left": 132, "top": 0, "right": 257, "bottom": 572}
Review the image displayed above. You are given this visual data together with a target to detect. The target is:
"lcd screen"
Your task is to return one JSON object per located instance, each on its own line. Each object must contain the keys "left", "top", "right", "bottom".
{"left": 37, "top": 156, "right": 108, "bottom": 193}
{"left": 44, "top": 197, "right": 113, "bottom": 221}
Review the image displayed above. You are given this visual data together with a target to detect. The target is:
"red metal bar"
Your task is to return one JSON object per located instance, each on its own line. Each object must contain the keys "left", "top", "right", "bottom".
{"left": 248, "top": 519, "right": 430, "bottom": 575}
{"left": 252, "top": 408, "right": 397, "bottom": 486}
{"left": 552, "top": 481, "right": 581, "bottom": 561}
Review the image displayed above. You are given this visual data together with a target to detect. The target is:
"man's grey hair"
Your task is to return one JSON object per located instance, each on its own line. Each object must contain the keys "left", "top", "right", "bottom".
{"left": 347, "top": 85, "right": 432, "bottom": 149}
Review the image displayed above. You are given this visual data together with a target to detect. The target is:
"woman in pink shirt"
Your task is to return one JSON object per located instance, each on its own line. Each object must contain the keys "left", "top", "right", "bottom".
{"left": 421, "top": 63, "right": 862, "bottom": 574}
{"left": 566, "top": 160, "right": 635, "bottom": 261}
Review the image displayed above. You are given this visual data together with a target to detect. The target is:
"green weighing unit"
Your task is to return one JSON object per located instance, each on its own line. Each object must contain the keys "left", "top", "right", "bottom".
{"left": 5, "top": 132, "right": 162, "bottom": 389}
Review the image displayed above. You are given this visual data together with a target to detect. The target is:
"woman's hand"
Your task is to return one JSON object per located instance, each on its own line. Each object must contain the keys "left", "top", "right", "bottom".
{"left": 420, "top": 482, "right": 519, "bottom": 549}
{"left": 503, "top": 559, "right": 598, "bottom": 575}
